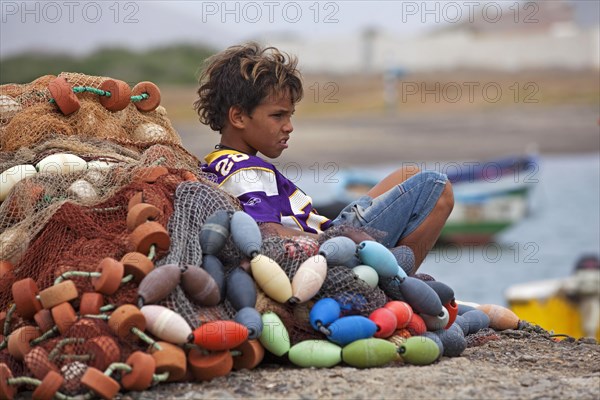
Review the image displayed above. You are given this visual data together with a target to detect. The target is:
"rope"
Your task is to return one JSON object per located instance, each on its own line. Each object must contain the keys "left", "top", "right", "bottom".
{"left": 130, "top": 93, "right": 149, "bottom": 103}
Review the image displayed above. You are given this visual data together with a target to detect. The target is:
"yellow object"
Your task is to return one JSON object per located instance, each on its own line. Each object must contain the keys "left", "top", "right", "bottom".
{"left": 506, "top": 278, "right": 600, "bottom": 341}
{"left": 250, "top": 255, "right": 293, "bottom": 303}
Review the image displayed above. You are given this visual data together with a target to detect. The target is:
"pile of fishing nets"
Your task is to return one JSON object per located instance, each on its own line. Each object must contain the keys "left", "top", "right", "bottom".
{"left": 0, "top": 74, "right": 521, "bottom": 399}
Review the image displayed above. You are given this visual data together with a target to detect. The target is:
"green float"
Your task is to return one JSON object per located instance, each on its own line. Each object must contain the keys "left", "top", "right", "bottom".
{"left": 289, "top": 340, "right": 342, "bottom": 368}
{"left": 342, "top": 338, "right": 398, "bottom": 368}
{"left": 259, "top": 312, "right": 290, "bottom": 356}
{"left": 398, "top": 336, "right": 440, "bottom": 365}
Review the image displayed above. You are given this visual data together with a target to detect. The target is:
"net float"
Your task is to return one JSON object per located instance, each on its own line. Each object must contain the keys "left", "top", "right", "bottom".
{"left": 0, "top": 364, "right": 16, "bottom": 400}
{"left": 420, "top": 332, "right": 444, "bottom": 359}
{"left": 142, "top": 305, "right": 192, "bottom": 345}
{"left": 67, "top": 319, "right": 103, "bottom": 339}
{"left": 7, "top": 325, "right": 41, "bottom": 361}
{"left": 131, "top": 81, "right": 161, "bottom": 112}
{"left": 81, "top": 366, "right": 121, "bottom": 400}
{"left": 462, "top": 310, "right": 491, "bottom": 335}
{"left": 86, "top": 160, "right": 115, "bottom": 171}
{"left": 226, "top": 267, "right": 256, "bottom": 310}
{"left": 232, "top": 339, "right": 265, "bottom": 370}
{"left": 87, "top": 335, "right": 121, "bottom": 371}
{"left": 150, "top": 341, "right": 187, "bottom": 382}
{"left": 127, "top": 191, "right": 145, "bottom": 211}
{"left": 188, "top": 348, "right": 233, "bottom": 381}
{"left": 120, "top": 252, "right": 154, "bottom": 283}
{"left": 92, "top": 257, "right": 125, "bottom": 296}
{"left": 67, "top": 179, "right": 98, "bottom": 203}
{"left": 133, "top": 123, "right": 169, "bottom": 142}
{"left": 108, "top": 304, "right": 146, "bottom": 340}
{"left": 0, "top": 164, "right": 37, "bottom": 201}
{"left": 0, "top": 94, "right": 21, "bottom": 120}
{"left": 230, "top": 211, "right": 262, "bottom": 257}
{"left": 48, "top": 76, "right": 80, "bottom": 115}
{"left": 189, "top": 320, "right": 248, "bottom": 351}
{"left": 384, "top": 301, "right": 413, "bottom": 329}
{"left": 39, "top": 280, "right": 79, "bottom": 309}
{"left": 138, "top": 264, "right": 181, "bottom": 306}
{"left": 250, "top": 254, "right": 292, "bottom": 304}
{"left": 454, "top": 315, "right": 469, "bottom": 335}
{"left": 290, "top": 254, "right": 327, "bottom": 304}
{"left": 352, "top": 265, "right": 379, "bottom": 288}
{"left": 32, "top": 370, "right": 64, "bottom": 400}
{"left": 288, "top": 340, "right": 342, "bottom": 368}
{"left": 390, "top": 245, "right": 416, "bottom": 275}
{"left": 327, "top": 316, "right": 378, "bottom": 346}
{"left": 129, "top": 221, "right": 171, "bottom": 254}
{"left": 380, "top": 276, "right": 443, "bottom": 316}
{"left": 181, "top": 264, "right": 221, "bottom": 306}
{"left": 199, "top": 210, "right": 231, "bottom": 256}
{"left": 202, "top": 255, "right": 226, "bottom": 299}
{"left": 421, "top": 307, "right": 450, "bottom": 331}
{"left": 424, "top": 280, "right": 455, "bottom": 305}
{"left": 99, "top": 78, "right": 131, "bottom": 112}
{"left": 24, "top": 347, "right": 58, "bottom": 380}
{"left": 51, "top": 302, "right": 78, "bottom": 334}
{"left": 12, "top": 278, "right": 42, "bottom": 319}
{"left": 457, "top": 302, "right": 477, "bottom": 315}
{"left": 477, "top": 304, "right": 520, "bottom": 331}
{"left": 357, "top": 240, "right": 406, "bottom": 280}
{"left": 33, "top": 309, "right": 54, "bottom": 333}
{"left": 405, "top": 313, "right": 427, "bottom": 336}
{"left": 121, "top": 351, "right": 156, "bottom": 391}
{"left": 126, "top": 203, "right": 162, "bottom": 232}
{"left": 234, "top": 307, "right": 263, "bottom": 340}
{"left": 369, "top": 308, "right": 398, "bottom": 338}
{"left": 0, "top": 226, "right": 30, "bottom": 265}
{"left": 309, "top": 298, "right": 341, "bottom": 331}
{"left": 0, "top": 260, "right": 13, "bottom": 279}
{"left": 342, "top": 338, "right": 399, "bottom": 368}
{"left": 36, "top": 153, "right": 87, "bottom": 174}
{"left": 134, "top": 165, "right": 169, "bottom": 184}
{"left": 434, "top": 328, "right": 467, "bottom": 357}
{"left": 445, "top": 299, "right": 459, "bottom": 329}
{"left": 398, "top": 336, "right": 440, "bottom": 365}
{"left": 79, "top": 292, "right": 104, "bottom": 315}
{"left": 259, "top": 312, "right": 290, "bottom": 356}
{"left": 319, "top": 236, "right": 357, "bottom": 266}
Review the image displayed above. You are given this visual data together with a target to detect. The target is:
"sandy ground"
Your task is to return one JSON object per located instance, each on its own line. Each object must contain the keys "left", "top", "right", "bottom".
{"left": 122, "top": 330, "right": 600, "bottom": 400}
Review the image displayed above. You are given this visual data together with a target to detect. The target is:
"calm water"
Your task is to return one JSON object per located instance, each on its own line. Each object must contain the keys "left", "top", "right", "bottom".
{"left": 297, "top": 153, "right": 600, "bottom": 306}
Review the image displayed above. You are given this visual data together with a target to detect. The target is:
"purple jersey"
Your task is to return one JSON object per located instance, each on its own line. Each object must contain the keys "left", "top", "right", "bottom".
{"left": 202, "top": 149, "right": 332, "bottom": 234}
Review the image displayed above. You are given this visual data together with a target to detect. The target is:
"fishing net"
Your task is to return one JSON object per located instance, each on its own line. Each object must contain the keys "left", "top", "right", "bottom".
{"left": 0, "top": 73, "right": 390, "bottom": 397}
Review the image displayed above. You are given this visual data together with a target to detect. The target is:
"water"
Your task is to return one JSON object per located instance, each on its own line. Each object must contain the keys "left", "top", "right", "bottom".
{"left": 299, "top": 153, "right": 600, "bottom": 307}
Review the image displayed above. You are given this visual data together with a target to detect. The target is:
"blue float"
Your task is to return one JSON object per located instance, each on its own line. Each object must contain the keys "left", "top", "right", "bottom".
{"left": 199, "top": 210, "right": 230, "bottom": 255}
{"left": 327, "top": 315, "right": 378, "bottom": 346}
{"left": 309, "top": 298, "right": 341, "bottom": 331}
{"left": 226, "top": 267, "right": 257, "bottom": 311}
{"left": 230, "top": 211, "right": 262, "bottom": 257}
{"left": 234, "top": 307, "right": 263, "bottom": 340}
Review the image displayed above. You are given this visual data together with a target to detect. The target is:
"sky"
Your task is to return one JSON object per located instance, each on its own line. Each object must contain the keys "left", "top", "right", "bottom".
{"left": 1, "top": 0, "right": 598, "bottom": 57}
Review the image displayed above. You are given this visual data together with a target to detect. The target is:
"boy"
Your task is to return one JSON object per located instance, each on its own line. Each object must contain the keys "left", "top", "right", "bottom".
{"left": 195, "top": 43, "right": 453, "bottom": 272}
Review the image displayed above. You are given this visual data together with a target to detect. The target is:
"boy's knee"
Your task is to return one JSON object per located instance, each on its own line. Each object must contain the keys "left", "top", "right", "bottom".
{"left": 439, "top": 181, "right": 454, "bottom": 215}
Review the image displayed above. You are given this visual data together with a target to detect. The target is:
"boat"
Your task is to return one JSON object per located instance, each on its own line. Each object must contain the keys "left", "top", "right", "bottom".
{"left": 505, "top": 277, "right": 600, "bottom": 341}
{"left": 314, "top": 154, "right": 538, "bottom": 245}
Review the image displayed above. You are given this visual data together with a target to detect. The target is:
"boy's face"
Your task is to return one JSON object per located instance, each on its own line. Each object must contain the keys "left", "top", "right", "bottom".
{"left": 236, "top": 92, "right": 295, "bottom": 159}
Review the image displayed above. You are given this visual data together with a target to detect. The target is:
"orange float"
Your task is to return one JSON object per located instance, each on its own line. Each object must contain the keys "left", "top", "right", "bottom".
{"left": 189, "top": 320, "right": 249, "bottom": 351}
{"left": 108, "top": 305, "right": 146, "bottom": 340}
{"left": 87, "top": 335, "right": 121, "bottom": 371}
{"left": 92, "top": 257, "right": 125, "bottom": 295}
{"left": 131, "top": 81, "right": 161, "bottom": 112}
{"left": 48, "top": 76, "right": 80, "bottom": 115}
{"left": 99, "top": 79, "right": 131, "bottom": 112}
{"left": 79, "top": 292, "right": 104, "bottom": 315}
{"left": 150, "top": 341, "right": 187, "bottom": 382}
{"left": 126, "top": 203, "right": 162, "bottom": 232}
{"left": 120, "top": 252, "right": 154, "bottom": 283}
{"left": 39, "top": 280, "right": 79, "bottom": 309}
{"left": 0, "top": 363, "right": 16, "bottom": 400}
{"left": 12, "top": 278, "right": 43, "bottom": 319}
{"left": 121, "top": 351, "right": 156, "bottom": 391}
{"left": 81, "top": 367, "right": 121, "bottom": 400}
{"left": 51, "top": 302, "right": 78, "bottom": 334}
{"left": 129, "top": 221, "right": 170, "bottom": 254}
{"left": 31, "top": 370, "right": 64, "bottom": 400}
{"left": 188, "top": 348, "right": 233, "bottom": 381}
{"left": 33, "top": 309, "right": 54, "bottom": 333}
{"left": 24, "top": 347, "right": 58, "bottom": 380}
{"left": 7, "top": 325, "right": 41, "bottom": 361}
{"left": 232, "top": 340, "right": 265, "bottom": 370}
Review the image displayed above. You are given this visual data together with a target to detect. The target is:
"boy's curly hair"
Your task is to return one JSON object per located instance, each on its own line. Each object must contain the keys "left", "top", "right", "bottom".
{"left": 194, "top": 42, "right": 303, "bottom": 132}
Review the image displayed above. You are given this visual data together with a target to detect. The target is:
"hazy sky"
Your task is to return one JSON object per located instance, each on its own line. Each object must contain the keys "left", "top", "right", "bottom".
{"left": 1, "top": 1, "right": 597, "bottom": 56}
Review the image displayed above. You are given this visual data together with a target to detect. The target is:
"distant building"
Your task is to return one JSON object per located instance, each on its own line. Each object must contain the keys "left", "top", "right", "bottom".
{"left": 271, "top": 1, "right": 599, "bottom": 73}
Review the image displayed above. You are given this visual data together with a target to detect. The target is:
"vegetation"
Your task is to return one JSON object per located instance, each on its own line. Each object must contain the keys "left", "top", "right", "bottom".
{"left": 0, "top": 44, "right": 215, "bottom": 85}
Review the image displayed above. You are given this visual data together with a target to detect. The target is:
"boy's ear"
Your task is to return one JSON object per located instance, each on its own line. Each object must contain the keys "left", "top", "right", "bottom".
{"left": 228, "top": 105, "right": 246, "bottom": 129}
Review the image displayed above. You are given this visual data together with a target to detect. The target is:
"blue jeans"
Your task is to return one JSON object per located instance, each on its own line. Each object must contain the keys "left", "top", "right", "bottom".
{"left": 331, "top": 171, "right": 448, "bottom": 247}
